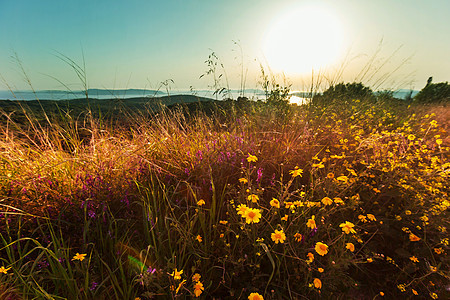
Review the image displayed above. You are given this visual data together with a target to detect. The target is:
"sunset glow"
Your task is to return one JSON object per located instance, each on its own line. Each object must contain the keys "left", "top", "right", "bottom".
{"left": 263, "top": 5, "right": 344, "bottom": 74}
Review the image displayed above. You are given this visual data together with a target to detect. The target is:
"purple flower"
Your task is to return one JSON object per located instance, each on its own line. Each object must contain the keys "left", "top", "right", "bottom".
{"left": 256, "top": 168, "right": 263, "bottom": 183}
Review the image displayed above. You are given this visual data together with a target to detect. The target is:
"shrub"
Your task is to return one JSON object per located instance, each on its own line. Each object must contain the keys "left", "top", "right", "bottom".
{"left": 414, "top": 81, "right": 450, "bottom": 103}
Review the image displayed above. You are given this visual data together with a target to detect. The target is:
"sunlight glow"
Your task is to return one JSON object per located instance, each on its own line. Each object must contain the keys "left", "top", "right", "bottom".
{"left": 263, "top": 5, "right": 345, "bottom": 75}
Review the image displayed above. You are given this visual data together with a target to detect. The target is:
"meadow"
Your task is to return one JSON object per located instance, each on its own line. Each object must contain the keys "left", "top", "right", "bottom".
{"left": 0, "top": 90, "right": 448, "bottom": 299}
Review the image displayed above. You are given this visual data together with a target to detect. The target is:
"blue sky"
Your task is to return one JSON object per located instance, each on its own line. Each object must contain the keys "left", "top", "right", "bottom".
{"left": 0, "top": 0, "right": 449, "bottom": 91}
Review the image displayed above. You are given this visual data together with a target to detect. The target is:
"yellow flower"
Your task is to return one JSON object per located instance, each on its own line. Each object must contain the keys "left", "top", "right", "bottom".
{"left": 281, "top": 215, "right": 288, "bottom": 221}
{"left": 430, "top": 292, "right": 438, "bottom": 299}
{"left": 321, "top": 197, "right": 333, "bottom": 206}
{"left": 271, "top": 229, "right": 286, "bottom": 244}
{"left": 248, "top": 194, "right": 259, "bottom": 203}
{"left": 412, "top": 289, "right": 418, "bottom": 295}
{"left": 434, "top": 247, "right": 444, "bottom": 254}
{"left": 289, "top": 167, "right": 303, "bottom": 178}
{"left": 340, "top": 221, "right": 356, "bottom": 234}
{"left": 367, "top": 214, "right": 376, "bottom": 221}
{"left": 409, "top": 233, "right": 421, "bottom": 242}
{"left": 247, "top": 154, "right": 258, "bottom": 163}
{"left": 436, "top": 139, "right": 443, "bottom": 145}
{"left": 236, "top": 204, "right": 249, "bottom": 216}
{"left": 294, "top": 233, "right": 302, "bottom": 242}
{"left": 409, "top": 256, "right": 419, "bottom": 263}
{"left": 239, "top": 178, "right": 248, "bottom": 184}
{"left": 380, "top": 291, "right": 384, "bottom": 296}
{"left": 405, "top": 210, "right": 412, "bottom": 215}
{"left": 270, "top": 198, "right": 280, "bottom": 208}
{"left": 307, "top": 215, "right": 317, "bottom": 229}
{"left": 196, "top": 235, "right": 202, "bottom": 243}
{"left": 244, "top": 208, "right": 262, "bottom": 224}
{"left": 170, "top": 268, "right": 183, "bottom": 280}
{"left": 248, "top": 292, "right": 264, "bottom": 300}
{"left": 346, "top": 242, "right": 355, "bottom": 252}
{"left": 318, "top": 267, "right": 324, "bottom": 273}
{"left": 193, "top": 281, "right": 204, "bottom": 297}
{"left": 307, "top": 252, "right": 314, "bottom": 263}
{"left": 336, "top": 175, "right": 349, "bottom": 184}
{"left": 0, "top": 266, "right": 11, "bottom": 274}
{"left": 407, "top": 134, "right": 416, "bottom": 141}
{"left": 197, "top": 199, "right": 205, "bottom": 206}
{"left": 367, "top": 258, "right": 373, "bottom": 263}
{"left": 72, "top": 253, "right": 87, "bottom": 261}
{"left": 192, "top": 273, "right": 201, "bottom": 282}
{"left": 313, "top": 278, "right": 322, "bottom": 289}
{"left": 315, "top": 242, "right": 329, "bottom": 256}
{"left": 333, "top": 197, "right": 344, "bottom": 204}
{"left": 358, "top": 215, "right": 367, "bottom": 223}
{"left": 219, "top": 220, "right": 228, "bottom": 225}
{"left": 327, "top": 172, "right": 335, "bottom": 179}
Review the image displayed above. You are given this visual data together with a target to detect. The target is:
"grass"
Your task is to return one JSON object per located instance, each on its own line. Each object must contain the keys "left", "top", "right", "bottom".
{"left": 0, "top": 92, "right": 449, "bottom": 299}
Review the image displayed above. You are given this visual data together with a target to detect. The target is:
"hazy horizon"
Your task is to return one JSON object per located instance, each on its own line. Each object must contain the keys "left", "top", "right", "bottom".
{"left": 1, "top": 0, "right": 449, "bottom": 92}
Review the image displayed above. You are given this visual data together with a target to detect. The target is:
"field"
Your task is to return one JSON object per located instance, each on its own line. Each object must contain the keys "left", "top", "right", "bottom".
{"left": 0, "top": 94, "right": 449, "bottom": 299}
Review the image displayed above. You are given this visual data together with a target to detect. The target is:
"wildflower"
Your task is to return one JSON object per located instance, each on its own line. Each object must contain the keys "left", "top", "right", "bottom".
{"left": 0, "top": 266, "right": 11, "bottom": 274}
{"left": 315, "top": 242, "right": 329, "bottom": 256}
{"left": 281, "top": 215, "right": 288, "bottom": 221}
{"left": 409, "top": 233, "right": 421, "bottom": 242}
{"left": 327, "top": 172, "right": 334, "bottom": 179}
{"left": 436, "top": 139, "right": 443, "bottom": 145}
{"left": 358, "top": 215, "right": 367, "bottom": 223}
{"left": 397, "top": 284, "right": 406, "bottom": 292}
{"left": 407, "top": 134, "right": 416, "bottom": 141}
{"left": 396, "top": 215, "right": 402, "bottom": 221}
{"left": 193, "top": 281, "right": 204, "bottom": 297}
{"left": 340, "top": 221, "right": 356, "bottom": 234}
{"left": 244, "top": 208, "right": 262, "bottom": 224}
{"left": 219, "top": 220, "right": 228, "bottom": 225}
{"left": 367, "top": 258, "right": 373, "bottom": 263}
{"left": 197, "top": 199, "right": 205, "bottom": 206}
{"left": 430, "top": 292, "right": 438, "bottom": 299}
{"left": 412, "top": 289, "right": 418, "bottom": 295}
{"left": 237, "top": 204, "right": 249, "bottom": 216}
{"left": 196, "top": 235, "right": 202, "bottom": 243}
{"left": 409, "top": 256, "right": 419, "bottom": 263}
{"left": 380, "top": 291, "right": 384, "bottom": 296}
{"left": 333, "top": 197, "right": 344, "bottom": 204}
{"left": 289, "top": 167, "right": 303, "bottom": 178}
{"left": 346, "top": 243, "right": 355, "bottom": 252}
{"left": 367, "top": 214, "right": 376, "bottom": 221}
{"left": 271, "top": 229, "right": 286, "bottom": 244}
{"left": 307, "top": 216, "right": 317, "bottom": 229}
{"left": 312, "top": 162, "right": 325, "bottom": 168}
{"left": 72, "top": 253, "right": 87, "bottom": 261}
{"left": 248, "top": 292, "right": 264, "bottom": 300}
{"left": 336, "top": 175, "right": 349, "bottom": 184}
{"left": 239, "top": 178, "right": 248, "bottom": 184}
{"left": 434, "top": 247, "right": 444, "bottom": 254}
{"left": 318, "top": 267, "right": 324, "bottom": 273}
{"left": 170, "top": 268, "right": 183, "bottom": 280}
{"left": 307, "top": 252, "right": 314, "bottom": 263}
{"left": 294, "top": 233, "right": 302, "bottom": 242}
{"left": 321, "top": 197, "right": 333, "bottom": 206}
{"left": 405, "top": 210, "right": 412, "bottom": 215}
{"left": 429, "top": 265, "right": 437, "bottom": 272}
{"left": 313, "top": 278, "right": 322, "bottom": 289}
{"left": 270, "top": 198, "right": 280, "bottom": 208}
{"left": 248, "top": 194, "right": 259, "bottom": 203}
{"left": 247, "top": 154, "right": 258, "bottom": 163}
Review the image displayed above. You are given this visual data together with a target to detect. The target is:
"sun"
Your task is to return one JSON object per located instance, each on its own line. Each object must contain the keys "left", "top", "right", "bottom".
{"left": 263, "top": 5, "right": 345, "bottom": 75}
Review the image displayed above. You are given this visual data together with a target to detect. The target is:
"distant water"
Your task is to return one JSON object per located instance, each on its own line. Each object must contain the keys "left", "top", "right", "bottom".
{"left": 0, "top": 89, "right": 268, "bottom": 102}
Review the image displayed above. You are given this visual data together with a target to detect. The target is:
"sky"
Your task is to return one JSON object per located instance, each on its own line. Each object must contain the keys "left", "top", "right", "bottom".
{"left": 0, "top": 0, "right": 449, "bottom": 92}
